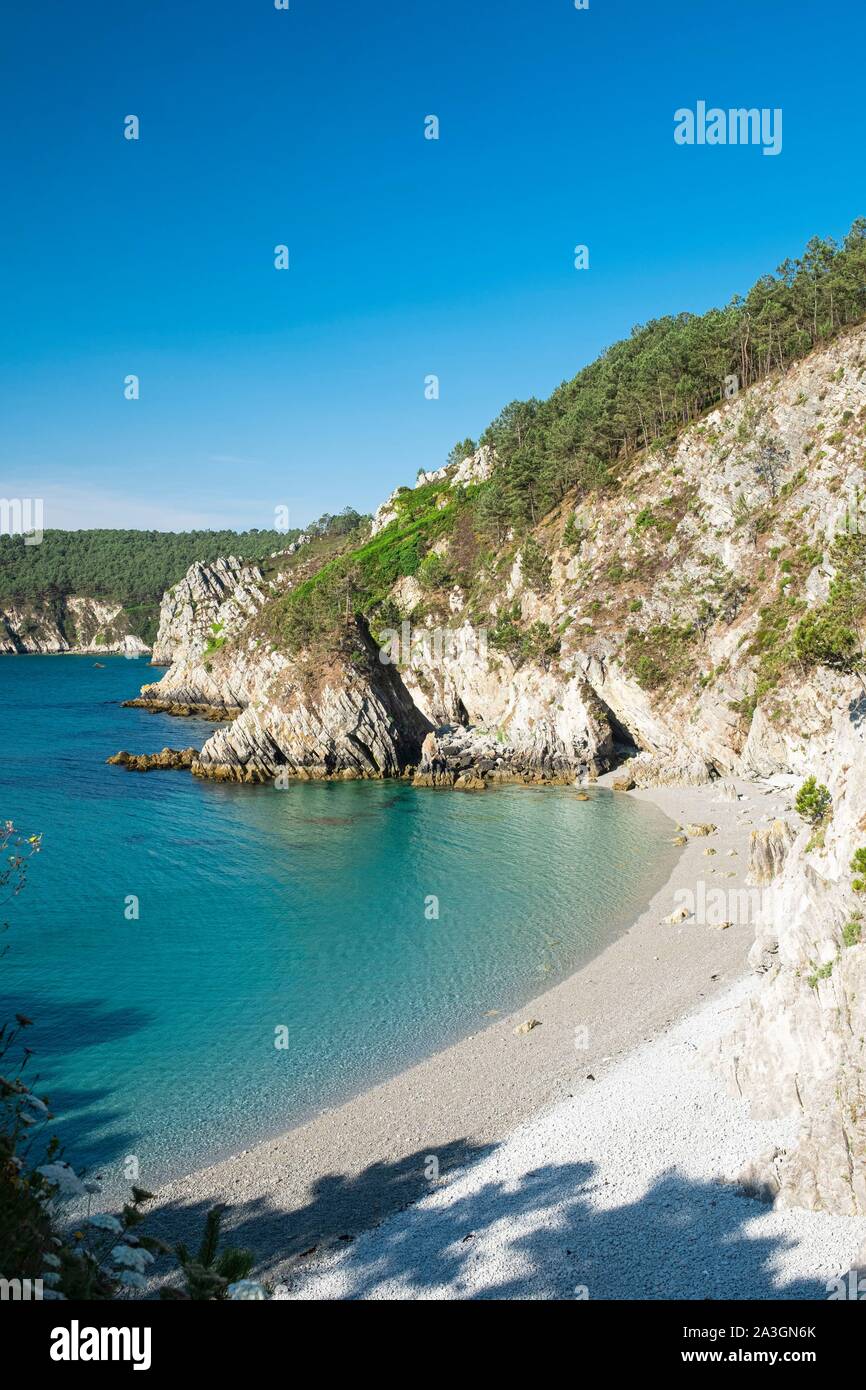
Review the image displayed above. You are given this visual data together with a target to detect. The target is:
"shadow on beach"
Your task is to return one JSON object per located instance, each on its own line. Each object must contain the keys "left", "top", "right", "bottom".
{"left": 146, "top": 1148, "right": 832, "bottom": 1301}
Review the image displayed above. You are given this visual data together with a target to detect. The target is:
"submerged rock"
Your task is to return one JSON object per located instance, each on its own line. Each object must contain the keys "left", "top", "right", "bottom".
{"left": 122, "top": 698, "right": 240, "bottom": 721}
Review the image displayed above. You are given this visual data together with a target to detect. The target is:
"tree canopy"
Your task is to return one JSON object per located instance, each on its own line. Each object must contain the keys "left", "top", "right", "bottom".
{"left": 0, "top": 528, "right": 298, "bottom": 606}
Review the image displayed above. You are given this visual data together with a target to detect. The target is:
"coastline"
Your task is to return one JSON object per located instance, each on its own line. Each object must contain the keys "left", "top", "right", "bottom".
{"left": 147, "top": 774, "right": 800, "bottom": 1285}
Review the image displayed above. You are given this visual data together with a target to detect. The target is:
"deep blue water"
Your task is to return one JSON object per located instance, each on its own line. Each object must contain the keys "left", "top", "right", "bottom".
{"left": 1, "top": 655, "right": 677, "bottom": 1190}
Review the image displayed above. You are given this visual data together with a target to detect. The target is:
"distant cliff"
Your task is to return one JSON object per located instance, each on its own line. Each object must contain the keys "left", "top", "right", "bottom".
{"left": 0, "top": 526, "right": 299, "bottom": 654}
{"left": 0, "top": 596, "right": 149, "bottom": 655}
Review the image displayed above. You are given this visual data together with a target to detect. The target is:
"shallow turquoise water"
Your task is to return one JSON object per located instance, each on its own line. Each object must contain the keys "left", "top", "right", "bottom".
{"left": 1, "top": 655, "right": 676, "bottom": 1189}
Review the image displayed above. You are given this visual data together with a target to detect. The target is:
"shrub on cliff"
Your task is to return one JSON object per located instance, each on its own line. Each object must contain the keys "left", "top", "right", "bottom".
{"left": 793, "top": 534, "right": 866, "bottom": 674}
{"left": 795, "top": 776, "right": 832, "bottom": 826}
{"left": 418, "top": 551, "right": 451, "bottom": 591}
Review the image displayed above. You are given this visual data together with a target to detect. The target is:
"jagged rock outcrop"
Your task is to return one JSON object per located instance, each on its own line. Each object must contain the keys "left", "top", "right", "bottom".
{"left": 0, "top": 597, "right": 149, "bottom": 655}
{"left": 413, "top": 711, "right": 609, "bottom": 787}
{"left": 121, "top": 697, "right": 240, "bottom": 721}
{"left": 747, "top": 819, "right": 796, "bottom": 886}
{"left": 150, "top": 555, "right": 266, "bottom": 668}
{"left": 136, "top": 326, "right": 866, "bottom": 795}
{"left": 191, "top": 619, "right": 432, "bottom": 782}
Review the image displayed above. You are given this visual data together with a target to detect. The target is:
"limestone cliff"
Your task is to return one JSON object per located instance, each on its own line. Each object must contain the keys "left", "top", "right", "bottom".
{"left": 0, "top": 596, "right": 149, "bottom": 655}
{"left": 720, "top": 695, "right": 866, "bottom": 1214}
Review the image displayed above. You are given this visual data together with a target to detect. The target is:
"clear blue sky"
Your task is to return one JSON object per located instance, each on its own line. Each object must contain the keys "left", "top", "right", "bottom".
{"left": 2, "top": 0, "right": 864, "bottom": 531}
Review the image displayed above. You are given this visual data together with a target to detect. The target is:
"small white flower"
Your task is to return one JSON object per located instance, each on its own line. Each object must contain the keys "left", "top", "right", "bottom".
{"left": 226, "top": 1280, "right": 268, "bottom": 1300}
{"left": 110, "top": 1245, "right": 154, "bottom": 1273}
{"left": 42, "top": 1272, "right": 61, "bottom": 1287}
{"left": 87, "top": 1214, "right": 123, "bottom": 1234}
{"left": 43, "top": 1252, "right": 61, "bottom": 1268}
{"left": 24, "top": 1094, "right": 50, "bottom": 1116}
{"left": 36, "top": 1162, "right": 87, "bottom": 1198}
{"left": 42, "top": 1289, "right": 66, "bottom": 1300}
{"left": 119, "top": 1271, "right": 147, "bottom": 1290}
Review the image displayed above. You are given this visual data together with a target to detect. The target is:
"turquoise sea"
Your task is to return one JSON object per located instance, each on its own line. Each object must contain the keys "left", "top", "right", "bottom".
{"left": 1, "top": 655, "right": 677, "bottom": 1190}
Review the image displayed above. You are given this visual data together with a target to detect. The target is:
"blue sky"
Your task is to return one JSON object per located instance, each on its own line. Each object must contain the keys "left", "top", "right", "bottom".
{"left": 2, "top": 0, "right": 864, "bottom": 531}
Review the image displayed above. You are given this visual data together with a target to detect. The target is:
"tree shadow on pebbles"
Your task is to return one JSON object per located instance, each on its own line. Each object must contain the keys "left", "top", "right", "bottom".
{"left": 148, "top": 1147, "right": 836, "bottom": 1301}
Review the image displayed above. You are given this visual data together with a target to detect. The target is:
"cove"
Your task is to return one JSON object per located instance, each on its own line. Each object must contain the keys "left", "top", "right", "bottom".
{"left": 1, "top": 655, "right": 678, "bottom": 1189}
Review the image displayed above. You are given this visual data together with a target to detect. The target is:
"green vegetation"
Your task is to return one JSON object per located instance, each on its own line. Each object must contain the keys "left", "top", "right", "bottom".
{"left": 795, "top": 776, "right": 832, "bottom": 826}
{"left": 489, "top": 605, "right": 560, "bottom": 670}
{"left": 203, "top": 622, "right": 227, "bottom": 658}
{"left": 0, "top": 528, "right": 299, "bottom": 605}
{"left": 304, "top": 507, "right": 365, "bottom": 541}
{"left": 851, "top": 847, "right": 866, "bottom": 893}
{"left": 519, "top": 535, "right": 553, "bottom": 594}
{"left": 792, "top": 534, "right": 866, "bottom": 672}
{"left": 842, "top": 916, "right": 863, "bottom": 948}
{"left": 262, "top": 481, "right": 461, "bottom": 653}
{"left": 741, "top": 540, "right": 852, "bottom": 707}
{"left": 807, "top": 960, "right": 835, "bottom": 989}
{"left": 562, "top": 513, "right": 585, "bottom": 551}
{"left": 167, "top": 1204, "right": 254, "bottom": 1301}
{"left": 624, "top": 621, "right": 696, "bottom": 692}
{"left": 417, "top": 551, "right": 451, "bottom": 591}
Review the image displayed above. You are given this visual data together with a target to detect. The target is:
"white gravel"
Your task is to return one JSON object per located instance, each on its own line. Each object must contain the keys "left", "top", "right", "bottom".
{"left": 281, "top": 976, "right": 866, "bottom": 1300}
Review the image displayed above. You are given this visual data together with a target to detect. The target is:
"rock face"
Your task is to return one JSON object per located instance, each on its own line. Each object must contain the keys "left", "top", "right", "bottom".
{"left": 150, "top": 555, "right": 266, "bottom": 668}
{"left": 0, "top": 597, "right": 149, "bottom": 655}
{"left": 720, "top": 698, "right": 866, "bottom": 1214}
{"left": 371, "top": 447, "right": 495, "bottom": 535}
{"left": 747, "top": 819, "right": 795, "bottom": 886}
{"left": 192, "top": 619, "right": 433, "bottom": 782}
{"left": 413, "top": 706, "right": 611, "bottom": 787}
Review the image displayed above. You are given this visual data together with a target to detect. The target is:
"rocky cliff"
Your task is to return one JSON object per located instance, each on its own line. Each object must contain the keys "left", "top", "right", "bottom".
{"left": 720, "top": 696, "right": 866, "bottom": 1214}
{"left": 133, "top": 324, "right": 866, "bottom": 1212}
{"left": 0, "top": 596, "right": 149, "bottom": 655}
